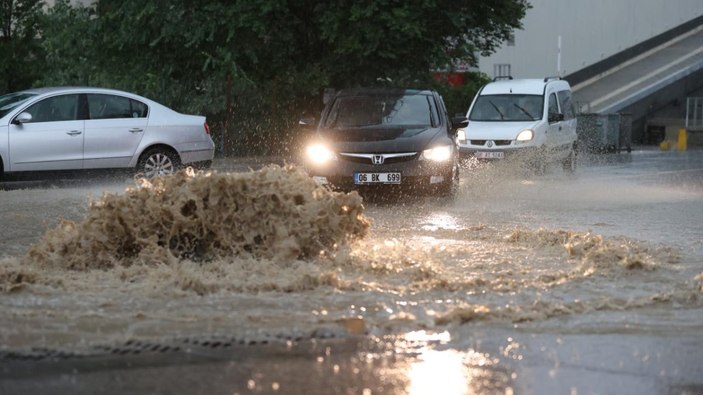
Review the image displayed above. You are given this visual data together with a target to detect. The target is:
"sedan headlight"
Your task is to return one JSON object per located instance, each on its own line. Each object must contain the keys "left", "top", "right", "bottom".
{"left": 306, "top": 143, "right": 337, "bottom": 164}
{"left": 516, "top": 129, "right": 534, "bottom": 142}
{"left": 421, "top": 145, "right": 453, "bottom": 162}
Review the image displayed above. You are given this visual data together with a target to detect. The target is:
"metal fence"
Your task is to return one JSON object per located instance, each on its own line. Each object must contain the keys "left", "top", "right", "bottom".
{"left": 686, "top": 97, "right": 703, "bottom": 131}
{"left": 576, "top": 113, "right": 632, "bottom": 153}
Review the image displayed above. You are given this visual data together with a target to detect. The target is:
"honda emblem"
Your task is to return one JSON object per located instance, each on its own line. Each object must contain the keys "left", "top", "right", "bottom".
{"left": 372, "top": 155, "right": 385, "bottom": 165}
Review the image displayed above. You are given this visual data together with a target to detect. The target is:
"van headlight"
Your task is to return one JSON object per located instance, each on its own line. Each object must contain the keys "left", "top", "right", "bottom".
{"left": 516, "top": 129, "right": 534, "bottom": 142}
{"left": 421, "top": 145, "right": 453, "bottom": 162}
{"left": 457, "top": 128, "right": 467, "bottom": 144}
{"left": 306, "top": 143, "right": 337, "bottom": 164}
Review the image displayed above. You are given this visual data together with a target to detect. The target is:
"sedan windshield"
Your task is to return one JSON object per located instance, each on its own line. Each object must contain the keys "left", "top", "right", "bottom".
{"left": 324, "top": 93, "right": 438, "bottom": 128}
{"left": 469, "top": 94, "right": 543, "bottom": 121}
{"left": 0, "top": 92, "right": 37, "bottom": 119}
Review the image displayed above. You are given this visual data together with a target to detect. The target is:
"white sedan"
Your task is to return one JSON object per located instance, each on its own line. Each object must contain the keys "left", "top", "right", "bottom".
{"left": 0, "top": 87, "right": 215, "bottom": 179}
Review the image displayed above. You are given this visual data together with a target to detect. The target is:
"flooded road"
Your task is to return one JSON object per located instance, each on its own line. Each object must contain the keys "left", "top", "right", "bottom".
{"left": 1, "top": 149, "right": 702, "bottom": 394}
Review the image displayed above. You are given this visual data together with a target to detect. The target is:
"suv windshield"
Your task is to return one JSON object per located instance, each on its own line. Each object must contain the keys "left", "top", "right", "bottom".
{"left": 469, "top": 94, "right": 543, "bottom": 122}
{"left": 324, "top": 93, "right": 438, "bottom": 128}
{"left": 0, "top": 92, "right": 37, "bottom": 118}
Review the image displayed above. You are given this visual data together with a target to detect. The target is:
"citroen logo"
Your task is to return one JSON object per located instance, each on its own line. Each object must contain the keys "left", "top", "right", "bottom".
{"left": 372, "top": 155, "right": 385, "bottom": 165}
{"left": 487, "top": 140, "right": 494, "bottom": 148}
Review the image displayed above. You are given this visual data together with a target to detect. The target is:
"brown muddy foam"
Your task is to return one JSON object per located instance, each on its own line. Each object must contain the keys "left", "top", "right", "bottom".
{"left": 0, "top": 220, "right": 683, "bottom": 297}
{"left": 433, "top": 292, "right": 690, "bottom": 325}
{"left": 0, "top": 167, "right": 688, "bottom": 305}
{"left": 23, "top": 165, "right": 369, "bottom": 269}
{"left": 504, "top": 228, "right": 680, "bottom": 273}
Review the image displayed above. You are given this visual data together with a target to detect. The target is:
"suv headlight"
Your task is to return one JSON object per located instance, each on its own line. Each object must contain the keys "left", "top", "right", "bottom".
{"left": 516, "top": 129, "right": 534, "bottom": 142}
{"left": 421, "top": 145, "right": 453, "bottom": 162}
{"left": 306, "top": 143, "right": 337, "bottom": 164}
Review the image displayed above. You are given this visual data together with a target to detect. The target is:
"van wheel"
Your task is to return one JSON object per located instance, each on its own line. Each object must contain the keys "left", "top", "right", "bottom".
{"left": 562, "top": 147, "right": 576, "bottom": 173}
{"left": 528, "top": 146, "right": 548, "bottom": 175}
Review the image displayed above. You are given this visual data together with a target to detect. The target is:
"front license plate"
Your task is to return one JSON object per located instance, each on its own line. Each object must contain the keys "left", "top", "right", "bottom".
{"left": 354, "top": 172, "right": 401, "bottom": 185}
{"left": 475, "top": 151, "right": 504, "bottom": 159}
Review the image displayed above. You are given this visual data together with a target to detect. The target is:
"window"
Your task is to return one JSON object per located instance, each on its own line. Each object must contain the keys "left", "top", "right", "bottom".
{"left": 87, "top": 94, "right": 148, "bottom": 119}
{"left": 548, "top": 93, "right": 559, "bottom": 115}
{"left": 24, "top": 95, "right": 79, "bottom": 123}
{"left": 0, "top": 92, "right": 36, "bottom": 118}
{"left": 494, "top": 64, "right": 511, "bottom": 79}
{"left": 325, "top": 94, "right": 436, "bottom": 128}
{"left": 469, "top": 94, "right": 543, "bottom": 122}
{"left": 556, "top": 90, "right": 575, "bottom": 119}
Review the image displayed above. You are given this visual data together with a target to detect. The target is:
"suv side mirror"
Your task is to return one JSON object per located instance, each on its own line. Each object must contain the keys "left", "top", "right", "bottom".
{"left": 548, "top": 113, "right": 564, "bottom": 123}
{"left": 298, "top": 117, "right": 316, "bottom": 128}
{"left": 452, "top": 115, "right": 469, "bottom": 129}
{"left": 12, "top": 112, "right": 32, "bottom": 125}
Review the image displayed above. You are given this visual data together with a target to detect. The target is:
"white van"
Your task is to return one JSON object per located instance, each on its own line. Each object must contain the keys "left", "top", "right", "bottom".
{"left": 456, "top": 77, "right": 578, "bottom": 172}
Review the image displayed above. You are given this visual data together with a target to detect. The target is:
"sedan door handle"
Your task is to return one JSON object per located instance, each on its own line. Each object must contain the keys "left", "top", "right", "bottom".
{"left": 66, "top": 130, "right": 82, "bottom": 136}
{"left": 129, "top": 128, "right": 144, "bottom": 133}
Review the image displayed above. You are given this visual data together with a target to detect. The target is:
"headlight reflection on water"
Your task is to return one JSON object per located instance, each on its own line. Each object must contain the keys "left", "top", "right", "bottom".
{"left": 408, "top": 349, "right": 468, "bottom": 395}
{"left": 400, "top": 331, "right": 513, "bottom": 395}
{"left": 420, "top": 212, "right": 462, "bottom": 231}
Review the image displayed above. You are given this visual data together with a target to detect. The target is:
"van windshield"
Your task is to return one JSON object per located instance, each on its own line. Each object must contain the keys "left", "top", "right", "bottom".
{"left": 469, "top": 94, "right": 543, "bottom": 122}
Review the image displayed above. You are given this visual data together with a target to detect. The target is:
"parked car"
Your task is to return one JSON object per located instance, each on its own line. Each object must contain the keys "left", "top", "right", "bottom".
{"left": 456, "top": 77, "right": 578, "bottom": 173}
{"left": 301, "top": 88, "right": 460, "bottom": 196}
{"left": 0, "top": 87, "right": 215, "bottom": 180}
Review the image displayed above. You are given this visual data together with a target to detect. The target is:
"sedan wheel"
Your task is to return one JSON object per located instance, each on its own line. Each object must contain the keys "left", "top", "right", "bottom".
{"left": 140, "top": 148, "right": 180, "bottom": 178}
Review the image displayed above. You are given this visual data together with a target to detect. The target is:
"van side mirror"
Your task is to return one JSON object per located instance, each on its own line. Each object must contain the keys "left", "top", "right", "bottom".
{"left": 452, "top": 115, "right": 469, "bottom": 129}
{"left": 12, "top": 112, "right": 32, "bottom": 125}
{"left": 548, "top": 113, "right": 564, "bottom": 123}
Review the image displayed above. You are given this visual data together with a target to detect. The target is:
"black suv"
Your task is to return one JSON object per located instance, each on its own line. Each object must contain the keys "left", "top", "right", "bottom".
{"left": 301, "top": 88, "right": 460, "bottom": 196}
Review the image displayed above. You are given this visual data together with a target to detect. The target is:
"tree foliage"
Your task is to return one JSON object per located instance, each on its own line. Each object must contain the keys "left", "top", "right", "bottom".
{"left": 21, "top": 0, "right": 530, "bottom": 155}
{"left": 0, "top": 0, "right": 44, "bottom": 92}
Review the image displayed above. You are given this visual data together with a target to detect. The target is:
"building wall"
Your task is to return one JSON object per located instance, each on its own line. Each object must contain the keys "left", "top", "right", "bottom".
{"left": 479, "top": 0, "right": 703, "bottom": 79}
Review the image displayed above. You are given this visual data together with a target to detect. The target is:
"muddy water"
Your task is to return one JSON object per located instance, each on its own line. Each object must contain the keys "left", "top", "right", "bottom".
{"left": 1, "top": 151, "right": 702, "bottom": 394}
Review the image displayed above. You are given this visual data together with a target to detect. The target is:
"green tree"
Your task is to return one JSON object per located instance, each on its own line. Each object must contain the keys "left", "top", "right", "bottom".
{"left": 0, "top": 0, "right": 44, "bottom": 93}
{"left": 38, "top": 0, "right": 530, "bottom": 156}
{"left": 316, "top": 0, "right": 529, "bottom": 87}
{"left": 433, "top": 72, "right": 492, "bottom": 118}
{"left": 37, "top": 0, "right": 95, "bottom": 87}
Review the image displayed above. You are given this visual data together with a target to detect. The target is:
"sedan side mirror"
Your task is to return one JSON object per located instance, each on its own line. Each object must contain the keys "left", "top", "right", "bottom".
{"left": 12, "top": 112, "right": 32, "bottom": 125}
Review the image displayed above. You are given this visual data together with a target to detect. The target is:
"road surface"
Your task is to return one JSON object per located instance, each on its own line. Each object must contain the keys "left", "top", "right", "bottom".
{"left": 1, "top": 149, "right": 702, "bottom": 394}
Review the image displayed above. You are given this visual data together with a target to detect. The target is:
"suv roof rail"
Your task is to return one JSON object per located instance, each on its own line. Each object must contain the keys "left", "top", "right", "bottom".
{"left": 543, "top": 76, "right": 561, "bottom": 82}
{"left": 493, "top": 76, "right": 513, "bottom": 81}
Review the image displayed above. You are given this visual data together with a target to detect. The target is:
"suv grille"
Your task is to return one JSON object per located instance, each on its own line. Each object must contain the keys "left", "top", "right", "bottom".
{"left": 339, "top": 152, "right": 418, "bottom": 165}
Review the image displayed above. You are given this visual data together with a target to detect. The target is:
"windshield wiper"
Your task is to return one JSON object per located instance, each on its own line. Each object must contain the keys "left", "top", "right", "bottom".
{"left": 513, "top": 103, "right": 535, "bottom": 120}
{"left": 488, "top": 100, "right": 504, "bottom": 120}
